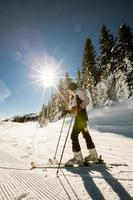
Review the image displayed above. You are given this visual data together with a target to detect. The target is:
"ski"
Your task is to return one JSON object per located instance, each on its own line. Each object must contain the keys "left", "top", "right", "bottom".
{"left": 30, "top": 159, "right": 58, "bottom": 170}
{"left": 30, "top": 157, "right": 105, "bottom": 170}
{"left": 30, "top": 160, "right": 128, "bottom": 170}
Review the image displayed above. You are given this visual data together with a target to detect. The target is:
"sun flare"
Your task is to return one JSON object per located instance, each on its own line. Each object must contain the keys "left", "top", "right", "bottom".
{"left": 41, "top": 69, "right": 56, "bottom": 88}
{"left": 29, "top": 53, "right": 62, "bottom": 91}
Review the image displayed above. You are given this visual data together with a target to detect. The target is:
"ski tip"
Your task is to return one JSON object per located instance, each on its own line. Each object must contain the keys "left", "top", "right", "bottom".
{"left": 31, "top": 162, "right": 35, "bottom": 166}
{"left": 31, "top": 162, "right": 37, "bottom": 168}
{"left": 30, "top": 163, "right": 36, "bottom": 170}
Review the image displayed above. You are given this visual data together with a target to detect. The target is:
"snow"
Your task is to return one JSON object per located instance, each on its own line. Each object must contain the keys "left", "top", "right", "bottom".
{"left": 0, "top": 99, "right": 133, "bottom": 199}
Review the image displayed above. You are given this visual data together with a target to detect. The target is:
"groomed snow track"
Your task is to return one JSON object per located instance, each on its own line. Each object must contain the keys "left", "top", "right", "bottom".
{"left": 0, "top": 149, "right": 73, "bottom": 200}
{"left": 0, "top": 148, "right": 79, "bottom": 200}
{"left": 0, "top": 117, "right": 133, "bottom": 200}
{"left": 0, "top": 169, "right": 74, "bottom": 200}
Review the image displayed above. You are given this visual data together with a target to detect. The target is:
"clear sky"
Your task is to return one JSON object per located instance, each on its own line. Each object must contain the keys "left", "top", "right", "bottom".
{"left": 0, "top": 0, "right": 133, "bottom": 118}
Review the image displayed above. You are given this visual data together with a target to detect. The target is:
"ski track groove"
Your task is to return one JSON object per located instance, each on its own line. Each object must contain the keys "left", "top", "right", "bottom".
{"left": 3, "top": 180, "right": 15, "bottom": 200}
{"left": 0, "top": 184, "right": 10, "bottom": 200}
{"left": 28, "top": 171, "right": 74, "bottom": 200}
{"left": 10, "top": 171, "right": 44, "bottom": 200}
{"left": 0, "top": 169, "right": 71, "bottom": 200}
{"left": 8, "top": 171, "right": 40, "bottom": 199}
{"left": 22, "top": 172, "right": 61, "bottom": 200}
{"left": 21, "top": 172, "right": 60, "bottom": 200}
{"left": 1, "top": 172, "right": 15, "bottom": 199}
{"left": 1, "top": 171, "right": 30, "bottom": 200}
{"left": 2, "top": 170, "right": 33, "bottom": 200}
{"left": 25, "top": 172, "right": 69, "bottom": 200}
{"left": 11, "top": 170, "right": 69, "bottom": 200}
{"left": 29, "top": 173, "right": 71, "bottom": 200}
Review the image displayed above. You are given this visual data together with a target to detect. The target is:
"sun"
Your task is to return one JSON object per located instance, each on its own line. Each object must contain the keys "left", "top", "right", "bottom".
{"left": 41, "top": 69, "right": 56, "bottom": 88}
{"left": 29, "top": 53, "right": 62, "bottom": 91}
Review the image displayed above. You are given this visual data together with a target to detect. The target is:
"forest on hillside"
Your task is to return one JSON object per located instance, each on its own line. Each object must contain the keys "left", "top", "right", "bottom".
{"left": 38, "top": 24, "right": 133, "bottom": 126}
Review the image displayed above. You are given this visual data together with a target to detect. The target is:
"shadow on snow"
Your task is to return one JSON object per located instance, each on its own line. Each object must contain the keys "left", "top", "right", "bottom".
{"left": 65, "top": 164, "right": 132, "bottom": 200}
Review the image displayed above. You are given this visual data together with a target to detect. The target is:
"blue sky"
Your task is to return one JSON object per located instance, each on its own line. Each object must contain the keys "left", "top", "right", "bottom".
{"left": 0, "top": 0, "right": 133, "bottom": 118}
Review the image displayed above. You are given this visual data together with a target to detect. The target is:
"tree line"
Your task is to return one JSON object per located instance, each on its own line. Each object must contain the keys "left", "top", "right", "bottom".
{"left": 39, "top": 24, "right": 133, "bottom": 126}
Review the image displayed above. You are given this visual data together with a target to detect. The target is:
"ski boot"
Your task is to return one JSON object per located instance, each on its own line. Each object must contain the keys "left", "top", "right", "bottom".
{"left": 65, "top": 151, "right": 84, "bottom": 167}
{"left": 84, "top": 148, "right": 99, "bottom": 164}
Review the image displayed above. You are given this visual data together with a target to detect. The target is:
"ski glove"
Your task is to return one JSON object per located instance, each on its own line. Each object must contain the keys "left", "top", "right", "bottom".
{"left": 61, "top": 106, "right": 81, "bottom": 117}
{"left": 61, "top": 109, "right": 69, "bottom": 117}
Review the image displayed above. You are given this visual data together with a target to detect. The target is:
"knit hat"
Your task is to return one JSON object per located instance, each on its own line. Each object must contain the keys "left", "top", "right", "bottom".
{"left": 67, "top": 82, "right": 77, "bottom": 91}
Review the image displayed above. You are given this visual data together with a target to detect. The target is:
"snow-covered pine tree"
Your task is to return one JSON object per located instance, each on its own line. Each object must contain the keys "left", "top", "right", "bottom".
{"left": 50, "top": 90, "right": 64, "bottom": 122}
{"left": 38, "top": 104, "right": 47, "bottom": 127}
{"left": 99, "top": 25, "right": 116, "bottom": 76}
{"left": 47, "top": 101, "right": 52, "bottom": 120}
{"left": 114, "top": 24, "right": 133, "bottom": 99}
{"left": 52, "top": 92, "right": 61, "bottom": 121}
{"left": 65, "top": 72, "right": 72, "bottom": 86}
{"left": 45, "top": 106, "right": 49, "bottom": 119}
{"left": 117, "top": 24, "right": 133, "bottom": 62}
{"left": 76, "top": 68, "right": 82, "bottom": 88}
{"left": 64, "top": 72, "right": 72, "bottom": 106}
{"left": 115, "top": 68, "right": 130, "bottom": 100}
{"left": 49, "top": 93, "right": 57, "bottom": 121}
{"left": 81, "top": 38, "right": 98, "bottom": 106}
{"left": 125, "top": 58, "right": 133, "bottom": 96}
{"left": 57, "top": 78, "right": 66, "bottom": 112}
{"left": 98, "top": 25, "right": 117, "bottom": 104}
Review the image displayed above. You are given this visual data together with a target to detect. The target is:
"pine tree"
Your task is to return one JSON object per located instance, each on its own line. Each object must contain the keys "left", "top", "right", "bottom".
{"left": 57, "top": 79, "right": 66, "bottom": 111}
{"left": 50, "top": 94, "right": 56, "bottom": 120}
{"left": 64, "top": 72, "right": 72, "bottom": 106}
{"left": 45, "top": 106, "right": 49, "bottom": 119}
{"left": 81, "top": 38, "right": 98, "bottom": 106}
{"left": 99, "top": 25, "right": 116, "bottom": 76}
{"left": 82, "top": 39, "right": 97, "bottom": 87}
{"left": 115, "top": 24, "right": 133, "bottom": 97}
{"left": 125, "top": 58, "right": 133, "bottom": 95}
{"left": 65, "top": 72, "right": 72, "bottom": 87}
{"left": 97, "top": 25, "right": 118, "bottom": 104}
{"left": 76, "top": 68, "right": 82, "bottom": 88}
{"left": 117, "top": 24, "right": 133, "bottom": 62}
{"left": 38, "top": 104, "right": 47, "bottom": 127}
{"left": 47, "top": 101, "right": 52, "bottom": 120}
{"left": 115, "top": 69, "right": 131, "bottom": 100}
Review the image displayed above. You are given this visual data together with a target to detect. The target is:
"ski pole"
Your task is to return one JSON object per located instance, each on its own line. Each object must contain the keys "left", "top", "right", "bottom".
{"left": 56, "top": 116, "right": 74, "bottom": 175}
{"left": 54, "top": 116, "right": 66, "bottom": 160}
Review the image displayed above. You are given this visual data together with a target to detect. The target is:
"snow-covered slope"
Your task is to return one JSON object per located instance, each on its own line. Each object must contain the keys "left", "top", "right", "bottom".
{"left": 89, "top": 96, "right": 133, "bottom": 138}
{"left": 0, "top": 99, "right": 133, "bottom": 199}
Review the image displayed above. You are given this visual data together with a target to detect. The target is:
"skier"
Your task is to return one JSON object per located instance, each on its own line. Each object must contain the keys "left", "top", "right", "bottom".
{"left": 63, "top": 82, "right": 98, "bottom": 166}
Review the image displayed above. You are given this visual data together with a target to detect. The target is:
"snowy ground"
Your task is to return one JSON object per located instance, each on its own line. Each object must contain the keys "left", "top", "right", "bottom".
{"left": 0, "top": 99, "right": 133, "bottom": 200}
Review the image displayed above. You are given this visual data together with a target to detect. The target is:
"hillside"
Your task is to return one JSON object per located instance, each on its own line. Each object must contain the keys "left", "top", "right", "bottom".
{"left": 0, "top": 99, "right": 133, "bottom": 199}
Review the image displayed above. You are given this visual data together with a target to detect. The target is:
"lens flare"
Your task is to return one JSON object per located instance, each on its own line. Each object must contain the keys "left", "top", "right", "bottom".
{"left": 29, "top": 52, "right": 62, "bottom": 91}
{"left": 41, "top": 70, "right": 56, "bottom": 88}
{"left": 28, "top": 52, "right": 75, "bottom": 106}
